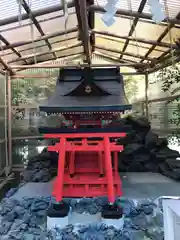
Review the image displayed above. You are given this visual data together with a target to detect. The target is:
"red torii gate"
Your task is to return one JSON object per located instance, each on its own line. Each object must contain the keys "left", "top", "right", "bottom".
{"left": 44, "top": 132, "right": 125, "bottom": 203}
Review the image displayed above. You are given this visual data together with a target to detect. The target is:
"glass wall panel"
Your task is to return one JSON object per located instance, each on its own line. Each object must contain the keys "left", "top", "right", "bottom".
{"left": 11, "top": 69, "right": 59, "bottom": 138}
{"left": 11, "top": 69, "right": 61, "bottom": 166}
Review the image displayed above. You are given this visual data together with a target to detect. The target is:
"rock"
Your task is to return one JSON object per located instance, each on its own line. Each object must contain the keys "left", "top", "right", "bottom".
{"left": 133, "top": 132, "right": 147, "bottom": 144}
{"left": 126, "top": 116, "right": 151, "bottom": 133}
{"left": 146, "top": 227, "right": 164, "bottom": 240}
{"left": 144, "top": 162, "right": 159, "bottom": 172}
{"left": 0, "top": 221, "right": 12, "bottom": 235}
{"left": 126, "top": 162, "right": 147, "bottom": 172}
{"left": 166, "top": 158, "right": 180, "bottom": 169}
{"left": 123, "top": 143, "right": 144, "bottom": 155}
{"left": 145, "top": 131, "right": 158, "bottom": 150}
{"left": 132, "top": 153, "right": 150, "bottom": 164}
{"left": 156, "top": 147, "right": 180, "bottom": 159}
{"left": 5, "top": 188, "right": 18, "bottom": 198}
{"left": 116, "top": 131, "right": 136, "bottom": 145}
{"left": 156, "top": 138, "right": 168, "bottom": 148}
{"left": 159, "top": 163, "right": 180, "bottom": 181}
{"left": 130, "top": 213, "right": 149, "bottom": 230}
{"left": 142, "top": 206, "right": 154, "bottom": 215}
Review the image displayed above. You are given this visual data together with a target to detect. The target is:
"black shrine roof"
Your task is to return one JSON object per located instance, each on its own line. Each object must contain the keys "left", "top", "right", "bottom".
{"left": 40, "top": 67, "right": 132, "bottom": 113}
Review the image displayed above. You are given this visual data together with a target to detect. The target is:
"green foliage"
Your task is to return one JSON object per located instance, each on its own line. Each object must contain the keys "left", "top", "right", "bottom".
{"left": 124, "top": 75, "right": 139, "bottom": 102}
{"left": 156, "top": 64, "right": 180, "bottom": 141}
{"left": 11, "top": 77, "right": 56, "bottom": 106}
{"left": 156, "top": 65, "right": 180, "bottom": 92}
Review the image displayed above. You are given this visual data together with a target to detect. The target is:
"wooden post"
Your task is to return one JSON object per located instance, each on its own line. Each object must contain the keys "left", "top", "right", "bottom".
{"left": 104, "top": 136, "right": 115, "bottom": 203}
{"left": 145, "top": 73, "right": 149, "bottom": 119}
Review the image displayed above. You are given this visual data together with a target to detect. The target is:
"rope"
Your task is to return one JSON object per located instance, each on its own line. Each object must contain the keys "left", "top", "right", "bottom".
{"left": 164, "top": 0, "right": 175, "bottom": 67}
{"left": 62, "top": 0, "right": 69, "bottom": 45}
{"left": 127, "top": 0, "right": 140, "bottom": 58}
{"left": 28, "top": 0, "right": 37, "bottom": 65}
{"left": 17, "top": 0, "right": 23, "bottom": 26}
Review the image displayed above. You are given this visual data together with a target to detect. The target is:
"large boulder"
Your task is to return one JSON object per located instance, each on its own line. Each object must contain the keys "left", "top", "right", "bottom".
{"left": 166, "top": 158, "right": 180, "bottom": 170}
{"left": 126, "top": 115, "right": 151, "bottom": 133}
{"left": 159, "top": 163, "right": 180, "bottom": 181}
{"left": 155, "top": 147, "right": 180, "bottom": 159}
{"left": 145, "top": 131, "right": 159, "bottom": 150}
{"left": 123, "top": 143, "right": 144, "bottom": 155}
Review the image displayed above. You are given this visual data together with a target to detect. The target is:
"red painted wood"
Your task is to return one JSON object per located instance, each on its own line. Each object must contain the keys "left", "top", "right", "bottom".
{"left": 45, "top": 132, "right": 125, "bottom": 203}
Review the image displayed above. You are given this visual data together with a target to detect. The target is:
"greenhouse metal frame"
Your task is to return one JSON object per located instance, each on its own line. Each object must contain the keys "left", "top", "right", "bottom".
{"left": 0, "top": 0, "right": 179, "bottom": 188}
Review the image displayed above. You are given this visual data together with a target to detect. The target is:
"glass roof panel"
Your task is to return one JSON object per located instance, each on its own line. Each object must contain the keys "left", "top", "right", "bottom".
{"left": 95, "top": 13, "right": 132, "bottom": 35}
{"left": 0, "top": 0, "right": 25, "bottom": 21}
{"left": 94, "top": 48, "right": 120, "bottom": 58}
{"left": 18, "top": 45, "right": 50, "bottom": 60}
{"left": 39, "top": 12, "right": 77, "bottom": 35}
{"left": 95, "top": 36, "right": 125, "bottom": 51}
{"left": 48, "top": 31, "right": 78, "bottom": 44}
{"left": 36, "top": 7, "right": 75, "bottom": 21}
{"left": 0, "top": 49, "right": 14, "bottom": 56}
{"left": 0, "top": 19, "right": 31, "bottom": 32}
{"left": 30, "top": 0, "right": 73, "bottom": 11}
{"left": 56, "top": 46, "right": 84, "bottom": 58}
{"left": 34, "top": 53, "right": 54, "bottom": 62}
{"left": 0, "top": 0, "right": 73, "bottom": 21}
{"left": 95, "top": 0, "right": 180, "bottom": 18}
{"left": 132, "top": 21, "right": 167, "bottom": 41}
{"left": 51, "top": 39, "right": 81, "bottom": 50}
{"left": 95, "top": 0, "right": 150, "bottom": 13}
{"left": 1, "top": 24, "right": 41, "bottom": 43}
{"left": 122, "top": 55, "right": 141, "bottom": 62}
{"left": 148, "top": 50, "right": 167, "bottom": 58}
{"left": 154, "top": 46, "right": 170, "bottom": 52}
{"left": 11, "top": 60, "right": 27, "bottom": 66}
{"left": 15, "top": 40, "right": 47, "bottom": 52}
{"left": 1, "top": 53, "right": 18, "bottom": 63}
{"left": 125, "top": 44, "right": 150, "bottom": 57}
{"left": 161, "top": 27, "right": 180, "bottom": 43}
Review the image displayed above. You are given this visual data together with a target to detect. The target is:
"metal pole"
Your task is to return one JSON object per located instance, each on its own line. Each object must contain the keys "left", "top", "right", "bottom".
{"left": 11, "top": 72, "right": 145, "bottom": 79}
{"left": 11, "top": 63, "right": 146, "bottom": 69}
{"left": 7, "top": 72, "right": 12, "bottom": 175}
{"left": 4, "top": 72, "right": 8, "bottom": 176}
{"left": 145, "top": 73, "right": 149, "bottom": 119}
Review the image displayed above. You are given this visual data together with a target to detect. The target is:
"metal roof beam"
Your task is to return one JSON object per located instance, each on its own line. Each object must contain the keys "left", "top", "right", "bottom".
{"left": 0, "top": 27, "right": 78, "bottom": 51}
{"left": 89, "top": 5, "right": 180, "bottom": 25}
{"left": 0, "top": 2, "right": 75, "bottom": 27}
{"left": 93, "top": 29, "right": 178, "bottom": 49}
{"left": 21, "top": 0, "right": 57, "bottom": 59}
{"left": 148, "top": 54, "right": 180, "bottom": 73}
{"left": 8, "top": 42, "right": 82, "bottom": 63}
{"left": 87, "top": 0, "right": 95, "bottom": 52}
{"left": 95, "top": 45, "right": 154, "bottom": 62}
{"left": 0, "top": 57, "right": 14, "bottom": 75}
{"left": 95, "top": 52, "right": 137, "bottom": 64}
{"left": 75, "top": 0, "right": 91, "bottom": 64}
{"left": 140, "top": 11, "right": 180, "bottom": 62}
{"left": 0, "top": 35, "right": 28, "bottom": 64}
{"left": 1, "top": 36, "right": 77, "bottom": 58}
{"left": 120, "top": 0, "right": 147, "bottom": 59}
{"left": 15, "top": 51, "right": 84, "bottom": 69}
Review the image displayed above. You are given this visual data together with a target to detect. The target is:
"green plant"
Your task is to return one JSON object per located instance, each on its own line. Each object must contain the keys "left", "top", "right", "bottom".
{"left": 156, "top": 64, "right": 180, "bottom": 142}
{"left": 124, "top": 75, "right": 139, "bottom": 103}
{"left": 156, "top": 65, "right": 180, "bottom": 92}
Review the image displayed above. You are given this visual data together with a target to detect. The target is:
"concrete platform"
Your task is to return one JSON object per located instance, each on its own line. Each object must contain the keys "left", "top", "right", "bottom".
{"left": 11, "top": 172, "right": 180, "bottom": 200}
{"left": 121, "top": 172, "right": 180, "bottom": 198}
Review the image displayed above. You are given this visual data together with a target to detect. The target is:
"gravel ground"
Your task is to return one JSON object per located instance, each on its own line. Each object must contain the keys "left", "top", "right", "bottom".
{"left": 0, "top": 186, "right": 164, "bottom": 240}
